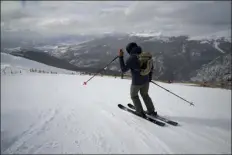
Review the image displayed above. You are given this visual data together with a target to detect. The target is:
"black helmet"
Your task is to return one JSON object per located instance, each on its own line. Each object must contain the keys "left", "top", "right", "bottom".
{"left": 126, "top": 42, "right": 138, "bottom": 54}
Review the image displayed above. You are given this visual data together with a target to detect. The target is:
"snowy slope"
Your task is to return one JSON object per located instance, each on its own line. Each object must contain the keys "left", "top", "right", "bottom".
{"left": 1, "top": 59, "right": 231, "bottom": 154}
{"left": 1, "top": 53, "right": 75, "bottom": 74}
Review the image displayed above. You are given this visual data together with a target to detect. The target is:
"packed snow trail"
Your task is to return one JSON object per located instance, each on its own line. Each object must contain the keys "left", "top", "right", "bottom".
{"left": 1, "top": 73, "right": 231, "bottom": 154}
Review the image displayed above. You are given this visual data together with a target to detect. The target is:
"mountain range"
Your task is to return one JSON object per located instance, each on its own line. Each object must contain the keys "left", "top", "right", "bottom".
{"left": 2, "top": 34, "right": 231, "bottom": 85}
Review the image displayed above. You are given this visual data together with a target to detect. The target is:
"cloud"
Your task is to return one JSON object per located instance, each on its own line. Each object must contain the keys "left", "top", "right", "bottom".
{"left": 1, "top": 1, "right": 231, "bottom": 39}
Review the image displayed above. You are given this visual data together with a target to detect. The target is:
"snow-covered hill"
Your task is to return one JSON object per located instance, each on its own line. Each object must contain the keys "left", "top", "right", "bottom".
{"left": 1, "top": 53, "right": 75, "bottom": 75}
{"left": 1, "top": 55, "right": 231, "bottom": 154}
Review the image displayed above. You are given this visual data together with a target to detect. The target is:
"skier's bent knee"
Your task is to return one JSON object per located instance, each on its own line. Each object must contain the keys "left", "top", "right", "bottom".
{"left": 131, "top": 95, "right": 139, "bottom": 100}
{"left": 140, "top": 92, "right": 148, "bottom": 97}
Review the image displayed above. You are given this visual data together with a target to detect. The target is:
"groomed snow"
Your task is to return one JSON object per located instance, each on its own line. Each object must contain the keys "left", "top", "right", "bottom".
{"left": 1, "top": 54, "right": 231, "bottom": 154}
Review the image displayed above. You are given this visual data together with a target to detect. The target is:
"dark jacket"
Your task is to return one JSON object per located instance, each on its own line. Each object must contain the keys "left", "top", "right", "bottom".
{"left": 119, "top": 46, "right": 153, "bottom": 85}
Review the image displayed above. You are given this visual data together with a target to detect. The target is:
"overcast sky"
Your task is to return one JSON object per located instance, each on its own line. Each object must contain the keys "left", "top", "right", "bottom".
{"left": 1, "top": 1, "right": 231, "bottom": 39}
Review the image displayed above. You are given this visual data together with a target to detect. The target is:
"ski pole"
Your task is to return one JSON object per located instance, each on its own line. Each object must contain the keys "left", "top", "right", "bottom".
{"left": 83, "top": 56, "right": 119, "bottom": 85}
{"left": 151, "top": 81, "right": 195, "bottom": 106}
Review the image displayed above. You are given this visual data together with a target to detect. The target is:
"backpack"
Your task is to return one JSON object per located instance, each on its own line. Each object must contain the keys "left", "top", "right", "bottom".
{"left": 137, "top": 52, "right": 153, "bottom": 76}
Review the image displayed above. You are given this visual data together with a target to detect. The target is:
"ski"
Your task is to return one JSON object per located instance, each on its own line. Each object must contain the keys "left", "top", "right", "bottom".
{"left": 118, "top": 104, "right": 165, "bottom": 127}
{"left": 127, "top": 103, "right": 178, "bottom": 126}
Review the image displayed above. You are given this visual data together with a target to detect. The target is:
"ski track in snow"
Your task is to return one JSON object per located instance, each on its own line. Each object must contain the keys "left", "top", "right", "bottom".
{"left": 3, "top": 108, "right": 59, "bottom": 154}
{"left": 1, "top": 74, "right": 231, "bottom": 154}
{"left": 1, "top": 53, "right": 231, "bottom": 154}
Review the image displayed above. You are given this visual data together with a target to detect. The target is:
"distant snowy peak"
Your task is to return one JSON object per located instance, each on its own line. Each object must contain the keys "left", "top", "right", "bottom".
{"left": 129, "top": 31, "right": 162, "bottom": 37}
{"left": 200, "top": 40, "right": 210, "bottom": 44}
{"left": 34, "top": 45, "right": 59, "bottom": 51}
{"left": 189, "top": 35, "right": 231, "bottom": 43}
{"left": 129, "top": 32, "right": 171, "bottom": 42}
{"left": 199, "top": 39, "right": 227, "bottom": 54}
{"left": 129, "top": 32, "right": 231, "bottom": 44}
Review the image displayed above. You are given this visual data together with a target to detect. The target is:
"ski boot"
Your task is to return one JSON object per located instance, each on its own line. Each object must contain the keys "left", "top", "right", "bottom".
{"left": 136, "top": 111, "right": 146, "bottom": 118}
{"left": 147, "top": 111, "right": 158, "bottom": 117}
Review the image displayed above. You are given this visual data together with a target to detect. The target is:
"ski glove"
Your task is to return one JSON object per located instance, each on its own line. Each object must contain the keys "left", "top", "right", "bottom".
{"left": 118, "top": 49, "right": 124, "bottom": 57}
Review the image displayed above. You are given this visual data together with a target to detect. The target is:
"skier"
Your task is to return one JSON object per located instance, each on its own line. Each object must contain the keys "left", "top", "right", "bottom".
{"left": 118, "top": 42, "right": 157, "bottom": 118}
